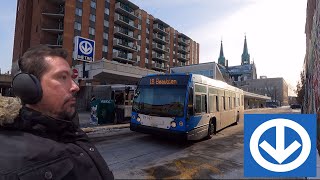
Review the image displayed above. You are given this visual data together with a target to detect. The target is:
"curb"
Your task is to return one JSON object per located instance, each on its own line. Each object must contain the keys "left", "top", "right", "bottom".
{"left": 82, "top": 123, "right": 130, "bottom": 133}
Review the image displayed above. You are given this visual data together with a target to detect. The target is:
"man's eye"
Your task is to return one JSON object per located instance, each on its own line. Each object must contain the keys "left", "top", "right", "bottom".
{"left": 61, "top": 75, "right": 67, "bottom": 80}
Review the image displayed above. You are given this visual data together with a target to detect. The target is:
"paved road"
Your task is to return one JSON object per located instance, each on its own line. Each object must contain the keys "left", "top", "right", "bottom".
{"left": 94, "top": 107, "right": 302, "bottom": 179}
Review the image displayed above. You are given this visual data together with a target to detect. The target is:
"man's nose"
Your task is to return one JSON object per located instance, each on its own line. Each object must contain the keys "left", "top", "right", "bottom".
{"left": 71, "top": 79, "right": 80, "bottom": 92}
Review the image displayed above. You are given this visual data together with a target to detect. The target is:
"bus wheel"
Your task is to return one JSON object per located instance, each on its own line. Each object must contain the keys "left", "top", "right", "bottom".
{"left": 235, "top": 111, "right": 240, "bottom": 125}
{"left": 206, "top": 119, "right": 216, "bottom": 139}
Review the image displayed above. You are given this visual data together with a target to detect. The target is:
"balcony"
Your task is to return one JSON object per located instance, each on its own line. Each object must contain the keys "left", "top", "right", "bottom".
{"left": 152, "top": 43, "right": 169, "bottom": 53}
{"left": 114, "top": 27, "right": 137, "bottom": 41}
{"left": 152, "top": 53, "right": 169, "bottom": 62}
{"left": 48, "top": 0, "right": 65, "bottom": 4}
{"left": 153, "top": 33, "right": 168, "bottom": 44}
{"left": 46, "top": 34, "right": 63, "bottom": 48}
{"left": 178, "top": 38, "right": 190, "bottom": 46}
{"left": 112, "top": 51, "right": 136, "bottom": 64}
{"left": 42, "top": 12, "right": 64, "bottom": 19}
{"left": 115, "top": 2, "right": 139, "bottom": 20}
{"left": 114, "top": 14, "right": 139, "bottom": 30}
{"left": 178, "top": 46, "right": 189, "bottom": 53}
{"left": 153, "top": 24, "right": 169, "bottom": 35}
{"left": 177, "top": 53, "right": 189, "bottom": 62}
{"left": 113, "top": 39, "right": 137, "bottom": 52}
{"left": 151, "top": 63, "right": 167, "bottom": 71}
{"left": 42, "top": 22, "right": 64, "bottom": 34}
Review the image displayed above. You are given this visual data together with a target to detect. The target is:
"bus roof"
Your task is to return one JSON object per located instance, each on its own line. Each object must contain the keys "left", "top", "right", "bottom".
{"left": 191, "top": 74, "right": 243, "bottom": 93}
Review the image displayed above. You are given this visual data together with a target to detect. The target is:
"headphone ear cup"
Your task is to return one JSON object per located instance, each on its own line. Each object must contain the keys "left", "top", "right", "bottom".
{"left": 12, "top": 73, "right": 43, "bottom": 104}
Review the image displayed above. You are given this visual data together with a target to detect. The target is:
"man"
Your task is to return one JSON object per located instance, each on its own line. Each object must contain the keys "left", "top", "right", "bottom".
{"left": 0, "top": 45, "right": 114, "bottom": 180}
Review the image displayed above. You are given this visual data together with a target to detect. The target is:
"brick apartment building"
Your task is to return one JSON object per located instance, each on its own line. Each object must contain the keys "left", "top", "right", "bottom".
{"left": 12, "top": 0, "right": 200, "bottom": 75}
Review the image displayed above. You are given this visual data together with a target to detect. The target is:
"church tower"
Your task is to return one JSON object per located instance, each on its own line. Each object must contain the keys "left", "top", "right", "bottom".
{"left": 218, "top": 40, "right": 226, "bottom": 66}
{"left": 241, "top": 36, "right": 250, "bottom": 65}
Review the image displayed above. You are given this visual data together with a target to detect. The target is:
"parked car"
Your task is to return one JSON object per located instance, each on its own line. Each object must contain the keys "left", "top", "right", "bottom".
{"left": 290, "top": 104, "right": 301, "bottom": 109}
{"left": 269, "top": 104, "right": 277, "bottom": 108}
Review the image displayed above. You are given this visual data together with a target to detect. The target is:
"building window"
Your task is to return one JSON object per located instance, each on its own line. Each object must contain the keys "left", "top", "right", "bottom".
{"left": 75, "top": 8, "right": 82, "bottom": 16}
{"left": 137, "top": 55, "right": 140, "bottom": 62}
{"left": 104, "top": 20, "right": 109, "bottom": 27}
{"left": 89, "top": 27, "right": 95, "bottom": 35}
{"left": 105, "top": 8, "right": 109, "bottom": 15}
{"left": 103, "top": 32, "right": 108, "bottom": 40}
{"left": 78, "top": 0, "right": 83, "bottom": 2}
{"left": 102, "top": 45, "right": 108, "bottom": 52}
{"left": 74, "top": 22, "right": 81, "bottom": 30}
{"left": 90, "top": 1, "right": 96, "bottom": 9}
{"left": 89, "top": 14, "right": 96, "bottom": 22}
{"left": 145, "top": 58, "right": 148, "bottom": 63}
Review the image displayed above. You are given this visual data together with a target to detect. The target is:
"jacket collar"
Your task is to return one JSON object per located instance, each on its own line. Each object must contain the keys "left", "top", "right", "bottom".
{"left": 8, "top": 106, "right": 86, "bottom": 143}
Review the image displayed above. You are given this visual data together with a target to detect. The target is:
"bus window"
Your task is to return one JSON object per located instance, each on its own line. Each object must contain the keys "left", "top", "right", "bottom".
{"left": 229, "top": 97, "right": 231, "bottom": 110}
{"left": 195, "top": 95, "right": 201, "bottom": 114}
{"left": 202, "top": 94, "right": 207, "bottom": 113}
{"left": 242, "top": 95, "right": 244, "bottom": 106}
{"left": 234, "top": 97, "right": 236, "bottom": 108}
{"left": 209, "top": 95, "right": 213, "bottom": 113}
{"left": 223, "top": 96, "right": 226, "bottom": 110}
{"left": 188, "top": 88, "right": 194, "bottom": 116}
{"left": 216, "top": 95, "right": 219, "bottom": 112}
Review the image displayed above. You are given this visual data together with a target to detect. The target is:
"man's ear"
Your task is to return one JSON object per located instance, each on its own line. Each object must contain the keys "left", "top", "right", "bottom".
{"left": 12, "top": 73, "right": 43, "bottom": 104}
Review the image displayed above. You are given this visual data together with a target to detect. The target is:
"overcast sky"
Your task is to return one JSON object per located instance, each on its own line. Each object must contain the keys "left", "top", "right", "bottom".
{"left": 0, "top": 0, "right": 306, "bottom": 95}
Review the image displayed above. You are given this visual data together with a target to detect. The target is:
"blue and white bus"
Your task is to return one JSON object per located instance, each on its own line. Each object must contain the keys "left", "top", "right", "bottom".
{"left": 130, "top": 74, "right": 244, "bottom": 140}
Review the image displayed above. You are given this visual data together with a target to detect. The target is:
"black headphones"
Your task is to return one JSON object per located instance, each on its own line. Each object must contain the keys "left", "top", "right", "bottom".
{"left": 12, "top": 73, "right": 43, "bottom": 104}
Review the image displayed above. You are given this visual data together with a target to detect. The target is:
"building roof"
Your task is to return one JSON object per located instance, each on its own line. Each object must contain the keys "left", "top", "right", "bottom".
{"left": 227, "top": 64, "right": 255, "bottom": 75}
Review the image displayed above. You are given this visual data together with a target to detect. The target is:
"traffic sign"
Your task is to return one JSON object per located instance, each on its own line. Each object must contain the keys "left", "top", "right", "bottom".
{"left": 73, "top": 36, "right": 95, "bottom": 62}
{"left": 244, "top": 114, "right": 316, "bottom": 177}
{"left": 72, "top": 68, "right": 78, "bottom": 79}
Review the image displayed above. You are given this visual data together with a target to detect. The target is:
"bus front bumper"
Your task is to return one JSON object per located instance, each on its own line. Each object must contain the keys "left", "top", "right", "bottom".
{"left": 130, "top": 123, "right": 188, "bottom": 140}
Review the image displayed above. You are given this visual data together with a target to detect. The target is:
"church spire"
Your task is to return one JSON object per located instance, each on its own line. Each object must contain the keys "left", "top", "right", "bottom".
{"left": 218, "top": 40, "right": 226, "bottom": 66}
{"left": 241, "top": 35, "right": 250, "bottom": 65}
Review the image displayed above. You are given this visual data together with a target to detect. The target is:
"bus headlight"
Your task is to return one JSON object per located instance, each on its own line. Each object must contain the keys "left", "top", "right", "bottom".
{"left": 179, "top": 121, "right": 183, "bottom": 126}
{"left": 137, "top": 117, "right": 141, "bottom": 122}
{"left": 170, "top": 121, "right": 177, "bottom": 128}
{"left": 131, "top": 115, "right": 136, "bottom": 120}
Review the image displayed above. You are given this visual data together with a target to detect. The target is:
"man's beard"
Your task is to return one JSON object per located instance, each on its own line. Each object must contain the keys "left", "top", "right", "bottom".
{"left": 58, "top": 93, "right": 78, "bottom": 120}
{"left": 57, "top": 104, "right": 77, "bottom": 121}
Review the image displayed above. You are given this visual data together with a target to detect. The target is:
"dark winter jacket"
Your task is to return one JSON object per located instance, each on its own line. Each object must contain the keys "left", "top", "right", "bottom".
{"left": 0, "top": 97, "right": 114, "bottom": 180}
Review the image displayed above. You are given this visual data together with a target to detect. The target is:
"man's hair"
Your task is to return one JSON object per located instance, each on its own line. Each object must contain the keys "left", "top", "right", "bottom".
{"left": 18, "top": 45, "right": 68, "bottom": 79}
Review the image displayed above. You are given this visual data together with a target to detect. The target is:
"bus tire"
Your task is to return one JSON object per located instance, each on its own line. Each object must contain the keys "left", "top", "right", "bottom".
{"left": 235, "top": 111, "right": 240, "bottom": 125}
{"left": 206, "top": 119, "right": 216, "bottom": 139}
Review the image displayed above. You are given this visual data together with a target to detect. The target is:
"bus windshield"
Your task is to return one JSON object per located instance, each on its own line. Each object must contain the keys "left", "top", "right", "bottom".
{"left": 133, "top": 86, "right": 187, "bottom": 117}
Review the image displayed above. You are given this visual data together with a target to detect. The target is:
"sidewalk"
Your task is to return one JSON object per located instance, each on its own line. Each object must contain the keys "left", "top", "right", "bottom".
{"left": 78, "top": 111, "right": 130, "bottom": 138}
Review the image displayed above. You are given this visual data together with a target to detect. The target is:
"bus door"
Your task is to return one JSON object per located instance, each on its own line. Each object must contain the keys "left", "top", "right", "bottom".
{"left": 194, "top": 84, "right": 209, "bottom": 129}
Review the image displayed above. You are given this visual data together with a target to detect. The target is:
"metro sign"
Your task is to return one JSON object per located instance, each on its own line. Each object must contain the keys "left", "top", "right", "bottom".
{"left": 73, "top": 36, "right": 95, "bottom": 62}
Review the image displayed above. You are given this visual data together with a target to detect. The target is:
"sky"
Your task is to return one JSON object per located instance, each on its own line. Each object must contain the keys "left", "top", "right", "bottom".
{"left": 130, "top": 0, "right": 307, "bottom": 96}
{"left": 0, "top": 0, "right": 307, "bottom": 96}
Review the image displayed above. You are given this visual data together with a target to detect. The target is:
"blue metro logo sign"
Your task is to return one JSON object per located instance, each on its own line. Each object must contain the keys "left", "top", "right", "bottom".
{"left": 74, "top": 36, "right": 95, "bottom": 62}
{"left": 244, "top": 114, "right": 316, "bottom": 177}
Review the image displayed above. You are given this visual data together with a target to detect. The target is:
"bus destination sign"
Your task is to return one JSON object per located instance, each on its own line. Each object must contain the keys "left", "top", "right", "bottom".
{"left": 150, "top": 78, "right": 177, "bottom": 85}
{"left": 139, "top": 75, "right": 189, "bottom": 86}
